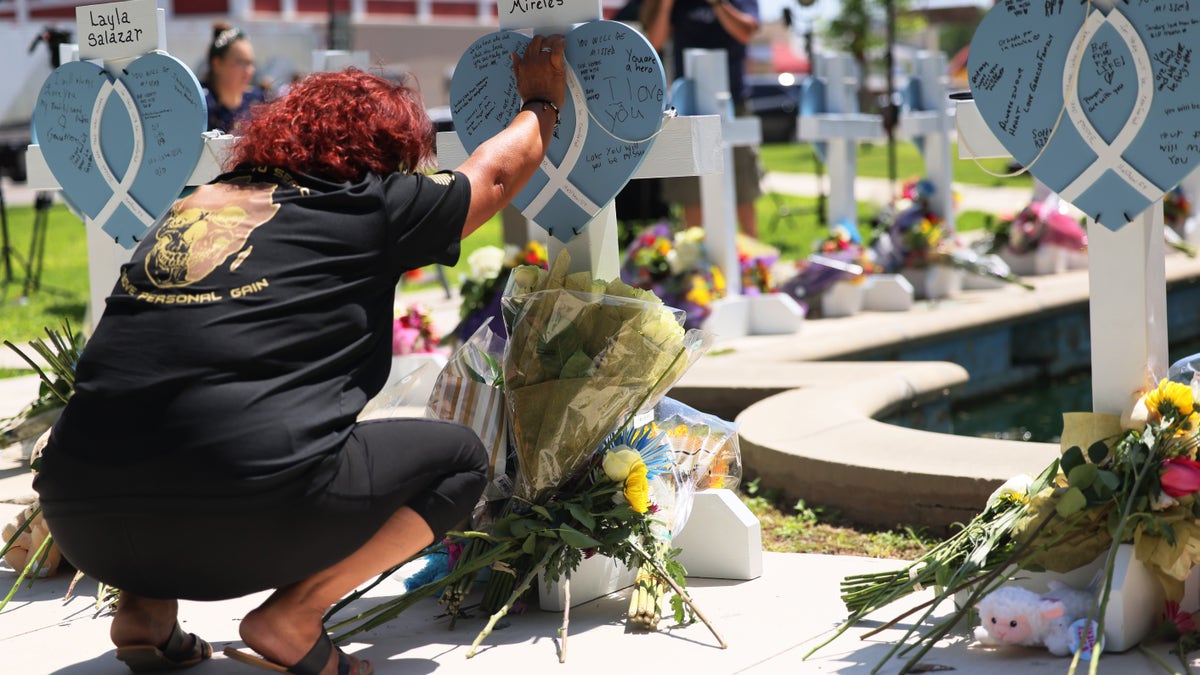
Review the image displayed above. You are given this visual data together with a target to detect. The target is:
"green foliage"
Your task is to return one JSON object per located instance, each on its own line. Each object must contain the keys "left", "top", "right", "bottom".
{"left": 0, "top": 204, "right": 89, "bottom": 346}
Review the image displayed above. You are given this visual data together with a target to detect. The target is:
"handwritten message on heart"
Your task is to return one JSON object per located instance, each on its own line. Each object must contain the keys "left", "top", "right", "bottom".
{"left": 33, "top": 52, "right": 206, "bottom": 247}
{"left": 968, "top": 0, "right": 1200, "bottom": 230}
{"left": 449, "top": 21, "right": 665, "bottom": 242}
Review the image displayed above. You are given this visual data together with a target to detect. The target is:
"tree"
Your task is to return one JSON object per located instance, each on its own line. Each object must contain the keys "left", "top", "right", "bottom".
{"left": 823, "top": 0, "right": 923, "bottom": 112}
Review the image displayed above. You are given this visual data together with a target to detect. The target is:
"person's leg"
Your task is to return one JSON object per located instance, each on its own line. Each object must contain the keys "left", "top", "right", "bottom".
{"left": 236, "top": 419, "right": 487, "bottom": 675}
{"left": 237, "top": 506, "right": 433, "bottom": 675}
{"left": 110, "top": 593, "right": 213, "bottom": 670}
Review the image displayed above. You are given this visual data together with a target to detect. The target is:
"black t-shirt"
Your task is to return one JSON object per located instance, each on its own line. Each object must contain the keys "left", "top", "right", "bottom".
{"left": 669, "top": 0, "right": 759, "bottom": 104}
{"left": 38, "top": 166, "right": 467, "bottom": 502}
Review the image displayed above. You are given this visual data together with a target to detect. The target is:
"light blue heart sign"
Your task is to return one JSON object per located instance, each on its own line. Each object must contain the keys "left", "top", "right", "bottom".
{"left": 450, "top": 21, "right": 665, "bottom": 242}
{"left": 968, "top": 0, "right": 1200, "bottom": 230}
{"left": 34, "top": 52, "right": 206, "bottom": 247}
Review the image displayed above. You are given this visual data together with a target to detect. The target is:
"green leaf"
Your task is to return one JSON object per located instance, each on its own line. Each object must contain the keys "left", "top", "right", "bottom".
{"left": 1061, "top": 446, "right": 1085, "bottom": 476}
{"left": 1068, "top": 463, "right": 1099, "bottom": 489}
{"left": 1031, "top": 458, "right": 1061, "bottom": 493}
{"left": 530, "top": 505, "right": 553, "bottom": 521}
{"left": 511, "top": 518, "right": 540, "bottom": 538}
{"left": 1087, "top": 441, "right": 1110, "bottom": 465}
{"left": 565, "top": 502, "right": 596, "bottom": 531}
{"left": 1056, "top": 487, "right": 1087, "bottom": 516}
{"left": 522, "top": 533, "right": 538, "bottom": 555}
{"left": 558, "top": 524, "right": 602, "bottom": 549}
{"left": 1096, "top": 470, "right": 1120, "bottom": 492}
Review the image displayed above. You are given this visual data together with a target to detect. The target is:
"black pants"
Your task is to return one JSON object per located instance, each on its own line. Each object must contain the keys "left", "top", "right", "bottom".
{"left": 41, "top": 418, "right": 487, "bottom": 601}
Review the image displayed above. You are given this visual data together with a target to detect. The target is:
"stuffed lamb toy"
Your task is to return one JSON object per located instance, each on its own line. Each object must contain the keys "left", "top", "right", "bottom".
{"left": 974, "top": 582, "right": 1096, "bottom": 656}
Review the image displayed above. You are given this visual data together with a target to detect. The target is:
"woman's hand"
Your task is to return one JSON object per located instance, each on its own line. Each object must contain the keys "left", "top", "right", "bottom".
{"left": 457, "top": 33, "right": 568, "bottom": 239}
{"left": 512, "top": 34, "right": 567, "bottom": 110}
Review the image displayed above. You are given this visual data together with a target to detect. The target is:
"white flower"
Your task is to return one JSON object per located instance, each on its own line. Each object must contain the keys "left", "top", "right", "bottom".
{"left": 467, "top": 246, "right": 506, "bottom": 282}
{"left": 1121, "top": 392, "right": 1150, "bottom": 432}
{"left": 640, "top": 307, "right": 684, "bottom": 348}
{"left": 986, "top": 474, "right": 1033, "bottom": 508}
{"left": 670, "top": 228, "right": 705, "bottom": 274}
{"left": 509, "top": 266, "right": 543, "bottom": 295}
{"left": 603, "top": 446, "right": 642, "bottom": 482}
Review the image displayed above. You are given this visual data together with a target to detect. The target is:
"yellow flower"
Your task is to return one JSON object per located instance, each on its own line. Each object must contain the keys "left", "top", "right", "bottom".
{"left": 686, "top": 276, "right": 712, "bottom": 306}
{"left": 1145, "top": 379, "right": 1195, "bottom": 420}
{"left": 624, "top": 461, "right": 651, "bottom": 513}
{"left": 986, "top": 474, "right": 1033, "bottom": 508}
{"left": 603, "top": 447, "right": 642, "bottom": 482}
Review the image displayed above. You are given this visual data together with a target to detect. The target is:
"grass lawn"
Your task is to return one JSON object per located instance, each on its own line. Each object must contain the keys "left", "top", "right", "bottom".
{"left": 759, "top": 141, "right": 1034, "bottom": 189}
{"left": 0, "top": 203, "right": 90, "bottom": 350}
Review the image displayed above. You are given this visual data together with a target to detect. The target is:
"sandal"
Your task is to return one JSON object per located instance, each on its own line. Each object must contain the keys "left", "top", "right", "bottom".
{"left": 224, "top": 632, "right": 371, "bottom": 675}
{"left": 114, "top": 622, "right": 213, "bottom": 672}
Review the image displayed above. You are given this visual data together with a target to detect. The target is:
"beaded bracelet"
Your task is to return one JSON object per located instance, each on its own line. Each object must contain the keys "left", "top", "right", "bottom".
{"left": 522, "top": 98, "right": 561, "bottom": 129}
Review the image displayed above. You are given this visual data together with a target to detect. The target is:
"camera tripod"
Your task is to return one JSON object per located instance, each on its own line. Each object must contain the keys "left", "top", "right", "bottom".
{"left": 1, "top": 181, "right": 56, "bottom": 303}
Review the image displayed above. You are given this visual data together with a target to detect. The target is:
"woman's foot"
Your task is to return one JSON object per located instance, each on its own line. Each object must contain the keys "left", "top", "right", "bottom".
{"left": 110, "top": 594, "right": 212, "bottom": 672}
{"left": 236, "top": 604, "right": 370, "bottom": 675}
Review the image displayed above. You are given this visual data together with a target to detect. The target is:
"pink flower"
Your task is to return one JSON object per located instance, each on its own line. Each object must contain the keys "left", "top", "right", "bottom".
{"left": 392, "top": 324, "right": 419, "bottom": 355}
{"left": 1160, "top": 457, "right": 1200, "bottom": 497}
{"left": 1161, "top": 601, "right": 1197, "bottom": 639}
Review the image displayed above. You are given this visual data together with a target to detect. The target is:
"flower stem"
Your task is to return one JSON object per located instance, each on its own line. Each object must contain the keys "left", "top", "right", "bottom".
{"left": 0, "top": 532, "right": 53, "bottom": 613}
{"left": 1138, "top": 642, "right": 1186, "bottom": 675}
{"left": 1074, "top": 452, "right": 1161, "bottom": 675}
{"left": 557, "top": 576, "right": 570, "bottom": 664}
{"left": 631, "top": 543, "right": 726, "bottom": 649}
{"left": 466, "top": 543, "right": 560, "bottom": 658}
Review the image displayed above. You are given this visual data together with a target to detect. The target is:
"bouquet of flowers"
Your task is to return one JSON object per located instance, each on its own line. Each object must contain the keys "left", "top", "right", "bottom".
{"left": 870, "top": 179, "right": 1033, "bottom": 289}
{"left": 987, "top": 199, "right": 1088, "bottom": 256}
{"left": 1162, "top": 187, "right": 1198, "bottom": 257}
{"left": 780, "top": 223, "right": 877, "bottom": 311}
{"left": 809, "top": 377, "right": 1200, "bottom": 674}
{"left": 736, "top": 234, "right": 779, "bottom": 295}
{"left": 392, "top": 303, "right": 443, "bottom": 355}
{"left": 1165, "top": 187, "right": 1192, "bottom": 234}
{"left": 620, "top": 224, "right": 725, "bottom": 330}
{"left": 448, "top": 242, "right": 550, "bottom": 343}
{"left": 327, "top": 251, "right": 725, "bottom": 659}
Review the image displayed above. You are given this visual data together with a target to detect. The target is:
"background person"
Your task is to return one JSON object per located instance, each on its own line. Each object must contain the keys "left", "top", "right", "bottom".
{"left": 641, "top": 0, "right": 763, "bottom": 238}
{"left": 33, "top": 34, "right": 568, "bottom": 675}
{"left": 203, "top": 20, "right": 265, "bottom": 133}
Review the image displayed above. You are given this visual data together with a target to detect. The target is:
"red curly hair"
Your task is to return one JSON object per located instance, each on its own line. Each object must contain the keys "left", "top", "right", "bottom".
{"left": 228, "top": 69, "right": 433, "bottom": 183}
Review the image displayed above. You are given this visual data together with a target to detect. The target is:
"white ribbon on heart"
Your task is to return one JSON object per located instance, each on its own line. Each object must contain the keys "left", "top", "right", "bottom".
{"left": 87, "top": 76, "right": 156, "bottom": 233}
{"left": 1058, "top": 8, "right": 1160, "bottom": 212}
{"left": 523, "top": 66, "right": 600, "bottom": 237}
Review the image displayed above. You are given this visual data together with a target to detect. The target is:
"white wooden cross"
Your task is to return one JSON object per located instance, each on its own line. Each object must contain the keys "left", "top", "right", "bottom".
{"left": 956, "top": 98, "right": 1171, "bottom": 652}
{"left": 956, "top": 102, "right": 1168, "bottom": 418}
{"left": 798, "top": 51, "right": 956, "bottom": 228}
{"left": 675, "top": 47, "right": 761, "bottom": 297}
{"left": 896, "top": 50, "right": 956, "bottom": 228}
{"left": 797, "top": 52, "right": 886, "bottom": 228}
{"left": 24, "top": 1, "right": 229, "bottom": 331}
